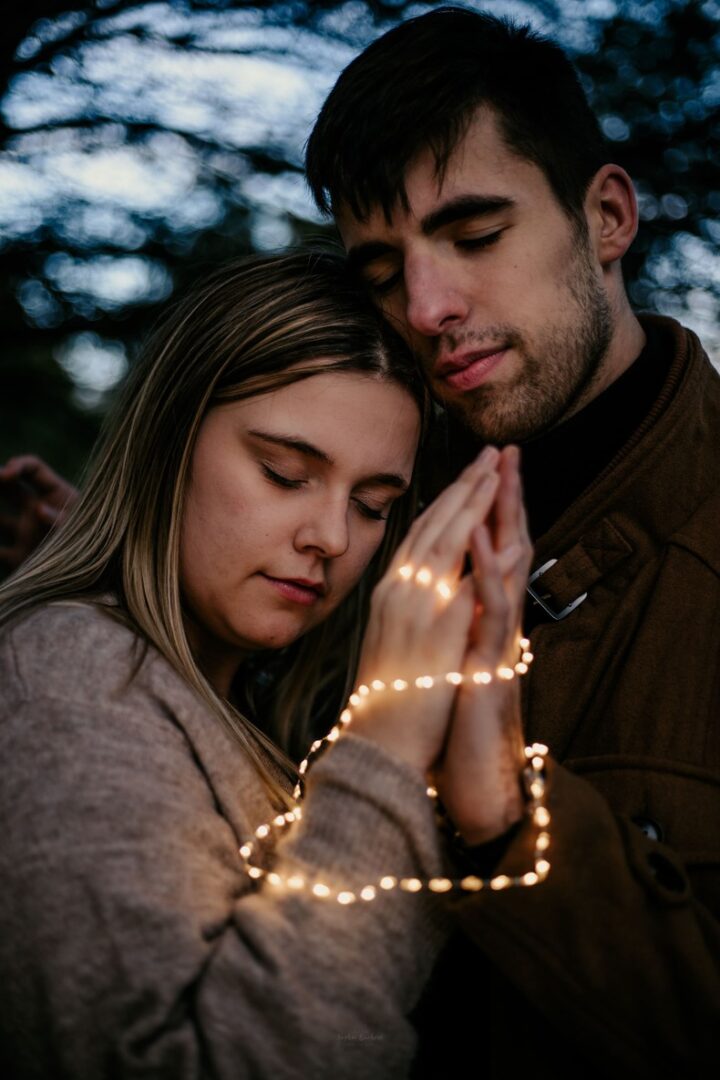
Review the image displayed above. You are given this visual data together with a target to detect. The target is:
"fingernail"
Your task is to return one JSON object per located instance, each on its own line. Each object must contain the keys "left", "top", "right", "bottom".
{"left": 478, "top": 445, "right": 499, "bottom": 465}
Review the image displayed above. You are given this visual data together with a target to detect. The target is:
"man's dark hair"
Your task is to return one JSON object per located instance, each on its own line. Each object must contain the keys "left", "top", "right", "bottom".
{"left": 306, "top": 6, "right": 609, "bottom": 227}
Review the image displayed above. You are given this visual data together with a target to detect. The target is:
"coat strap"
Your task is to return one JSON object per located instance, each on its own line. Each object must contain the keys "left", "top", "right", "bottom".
{"left": 527, "top": 518, "right": 634, "bottom": 620}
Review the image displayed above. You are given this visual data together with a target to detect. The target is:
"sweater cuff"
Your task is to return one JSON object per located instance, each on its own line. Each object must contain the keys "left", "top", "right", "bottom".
{"left": 448, "top": 820, "right": 525, "bottom": 878}
{"left": 276, "top": 731, "right": 445, "bottom": 885}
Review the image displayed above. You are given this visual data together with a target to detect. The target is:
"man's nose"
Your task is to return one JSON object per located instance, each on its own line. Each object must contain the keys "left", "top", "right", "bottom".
{"left": 294, "top": 499, "right": 350, "bottom": 559}
{"left": 403, "top": 253, "right": 469, "bottom": 338}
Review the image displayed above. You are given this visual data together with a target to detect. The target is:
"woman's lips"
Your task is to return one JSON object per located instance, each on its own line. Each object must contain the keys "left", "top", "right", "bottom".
{"left": 440, "top": 348, "right": 508, "bottom": 392}
{"left": 261, "top": 574, "right": 323, "bottom": 606}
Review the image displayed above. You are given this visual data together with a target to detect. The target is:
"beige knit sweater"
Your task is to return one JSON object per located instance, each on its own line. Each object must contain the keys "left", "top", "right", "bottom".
{"left": 0, "top": 602, "right": 452, "bottom": 1079}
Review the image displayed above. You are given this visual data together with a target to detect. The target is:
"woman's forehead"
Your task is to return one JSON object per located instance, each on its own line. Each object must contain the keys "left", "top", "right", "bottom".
{"left": 213, "top": 370, "right": 420, "bottom": 481}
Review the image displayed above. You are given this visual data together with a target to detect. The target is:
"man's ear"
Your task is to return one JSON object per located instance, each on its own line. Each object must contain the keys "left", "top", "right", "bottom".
{"left": 584, "top": 164, "right": 638, "bottom": 266}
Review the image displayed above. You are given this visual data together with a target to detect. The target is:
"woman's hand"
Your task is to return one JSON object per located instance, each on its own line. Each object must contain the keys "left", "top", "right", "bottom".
{"left": 0, "top": 456, "right": 79, "bottom": 572}
{"left": 348, "top": 445, "right": 502, "bottom": 774}
{"left": 431, "top": 445, "right": 534, "bottom": 844}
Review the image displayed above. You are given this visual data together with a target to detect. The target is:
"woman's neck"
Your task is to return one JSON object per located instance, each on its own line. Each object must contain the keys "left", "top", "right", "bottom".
{"left": 182, "top": 611, "right": 250, "bottom": 699}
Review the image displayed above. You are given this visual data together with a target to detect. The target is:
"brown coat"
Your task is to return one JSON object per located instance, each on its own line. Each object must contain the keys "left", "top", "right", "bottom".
{"left": 427, "top": 316, "right": 720, "bottom": 1076}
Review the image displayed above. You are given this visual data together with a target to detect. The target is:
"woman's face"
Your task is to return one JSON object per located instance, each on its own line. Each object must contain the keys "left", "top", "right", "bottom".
{"left": 179, "top": 367, "right": 420, "bottom": 693}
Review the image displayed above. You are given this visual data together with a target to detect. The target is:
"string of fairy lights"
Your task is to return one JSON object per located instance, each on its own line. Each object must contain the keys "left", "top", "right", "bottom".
{"left": 239, "top": 563, "right": 551, "bottom": 902}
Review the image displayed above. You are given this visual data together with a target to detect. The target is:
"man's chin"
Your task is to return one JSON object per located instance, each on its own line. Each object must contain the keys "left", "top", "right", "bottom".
{"left": 441, "top": 386, "right": 524, "bottom": 446}
{"left": 444, "top": 393, "right": 553, "bottom": 446}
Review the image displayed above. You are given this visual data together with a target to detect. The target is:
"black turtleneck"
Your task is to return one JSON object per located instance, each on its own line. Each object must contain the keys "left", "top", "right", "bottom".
{"left": 520, "top": 320, "right": 670, "bottom": 543}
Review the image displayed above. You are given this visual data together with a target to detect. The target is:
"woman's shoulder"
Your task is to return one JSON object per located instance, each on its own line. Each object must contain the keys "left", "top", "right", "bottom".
{"left": 0, "top": 600, "right": 181, "bottom": 714}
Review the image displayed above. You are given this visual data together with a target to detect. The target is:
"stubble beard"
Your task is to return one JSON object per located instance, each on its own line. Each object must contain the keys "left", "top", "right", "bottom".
{"left": 437, "top": 246, "right": 614, "bottom": 446}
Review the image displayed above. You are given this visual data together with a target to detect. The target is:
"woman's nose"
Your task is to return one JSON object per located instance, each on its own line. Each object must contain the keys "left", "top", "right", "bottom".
{"left": 294, "top": 499, "right": 350, "bottom": 558}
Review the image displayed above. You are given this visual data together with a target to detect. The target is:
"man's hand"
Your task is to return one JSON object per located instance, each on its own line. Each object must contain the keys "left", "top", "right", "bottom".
{"left": 431, "top": 446, "right": 534, "bottom": 844}
{"left": 0, "top": 456, "right": 79, "bottom": 572}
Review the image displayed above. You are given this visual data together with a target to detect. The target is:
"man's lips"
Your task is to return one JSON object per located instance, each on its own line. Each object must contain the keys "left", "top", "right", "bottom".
{"left": 261, "top": 574, "right": 326, "bottom": 606}
{"left": 434, "top": 347, "right": 509, "bottom": 392}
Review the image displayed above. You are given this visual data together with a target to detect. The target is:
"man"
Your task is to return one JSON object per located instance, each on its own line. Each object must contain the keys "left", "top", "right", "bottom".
{"left": 304, "top": 7, "right": 720, "bottom": 1076}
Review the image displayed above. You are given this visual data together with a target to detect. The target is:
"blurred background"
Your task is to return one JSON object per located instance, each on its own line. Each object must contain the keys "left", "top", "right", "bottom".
{"left": 1, "top": 0, "right": 718, "bottom": 482}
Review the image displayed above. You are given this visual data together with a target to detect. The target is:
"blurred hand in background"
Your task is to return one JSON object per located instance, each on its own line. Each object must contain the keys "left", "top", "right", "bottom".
{"left": 0, "top": 457, "right": 78, "bottom": 573}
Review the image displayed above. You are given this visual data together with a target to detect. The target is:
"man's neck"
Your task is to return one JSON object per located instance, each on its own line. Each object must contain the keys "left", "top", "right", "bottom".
{"left": 560, "top": 306, "right": 647, "bottom": 427}
{"left": 519, "top": 314, "right": 673, "bottom": 545}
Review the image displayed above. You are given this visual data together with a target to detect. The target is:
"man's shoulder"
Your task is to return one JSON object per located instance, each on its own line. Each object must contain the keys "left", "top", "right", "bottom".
{"left": 640, "top": 312, "right": 719, "bottom": 384}
{"left": 670, "top": 484, "right": 720, "bottom": 576}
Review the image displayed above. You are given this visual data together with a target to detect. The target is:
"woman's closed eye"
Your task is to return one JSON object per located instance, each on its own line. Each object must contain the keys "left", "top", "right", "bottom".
{"left": 353, "top": 485, "right": 398, "bottom": 522}
{"left": 264, "top": 462, "right": 392, "bottom": 522}
{"left": 261, "top": 463, "right": 307, "bottom": 489}
{"left": 354, "top": 499, "right": 389, "bottom": 522}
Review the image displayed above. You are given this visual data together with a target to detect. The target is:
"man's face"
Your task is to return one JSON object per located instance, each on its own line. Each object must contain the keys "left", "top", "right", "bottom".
{"left": 337, "top": 108, "right": 613, "bottom": 444}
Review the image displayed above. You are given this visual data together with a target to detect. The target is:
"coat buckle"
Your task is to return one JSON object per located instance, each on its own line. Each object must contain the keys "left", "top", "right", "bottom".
{"left": 526, "top": 559, "right": 588, "bottom": 621}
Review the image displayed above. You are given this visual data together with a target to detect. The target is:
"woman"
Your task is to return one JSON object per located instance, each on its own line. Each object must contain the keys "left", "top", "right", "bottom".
{"left": 0, "top": 251, "right": 532, "bottom": 1079}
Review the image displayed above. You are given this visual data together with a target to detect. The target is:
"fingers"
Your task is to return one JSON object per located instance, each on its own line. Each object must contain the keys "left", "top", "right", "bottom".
{"left": 0, "top": 503, "right": 60, "bottom": 537}
{"left": 496, "top": 542, "right": 524, "bottom": 577}
{"left": 404, "top": 470, "right": 501, "bottom": 600}
{"left": 36, "top": 503, "right": 61, "bottom": 525}
{"left": 491, "top": 446, "right": 518, "bottom": 552}
{"left": 0, "top": 485, "right": 61, "bottom": 573}
{"left": 469, "top": 523, "right": 510, "bottom": 662}
{"left": 388, "top": 445, "right": 500, "bottom": 583}
{"left": 0, "top": 456, "right": 58, "bottom": 493}
{"left": 491, "top": 446, "right": 526, "bottom": 549}
{"left": 467, "top": 454, "right": 533, "bottom": 673}
{"left": 0, "top": 457, "right": 78, "bottom": 512}
{"left": 491, "top": 446, "right": 533, "bottom": 591}
{"left": 0, "top": 457, "right": 48, "bottom": 488}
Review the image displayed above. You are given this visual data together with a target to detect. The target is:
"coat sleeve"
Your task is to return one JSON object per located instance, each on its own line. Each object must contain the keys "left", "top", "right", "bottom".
{"left": 444, "top": 758, "right": 720, "bottom": 1076}
{"left": 0, "top": 691, "right": 451, "bottom": 1080}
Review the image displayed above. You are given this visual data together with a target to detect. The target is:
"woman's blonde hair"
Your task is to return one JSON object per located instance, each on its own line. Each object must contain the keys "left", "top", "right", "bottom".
{"left": 0, "top": 251, "right": 428, "bottom": 811}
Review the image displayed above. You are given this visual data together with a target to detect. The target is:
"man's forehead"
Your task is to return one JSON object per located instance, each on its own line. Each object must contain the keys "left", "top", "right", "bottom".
{"left": 335, "top": 109, "right": 532, "bottom": 242}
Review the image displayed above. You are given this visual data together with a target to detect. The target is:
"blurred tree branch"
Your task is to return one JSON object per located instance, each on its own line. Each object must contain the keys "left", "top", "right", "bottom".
{"left": 0, "top": 0, "right": 717, "bottom": 477}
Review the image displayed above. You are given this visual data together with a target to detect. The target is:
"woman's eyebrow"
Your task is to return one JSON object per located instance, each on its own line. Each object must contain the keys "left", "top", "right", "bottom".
{"left": 357, "top": 472, "right": 410, "bottom": 493}
{"left": 248, "top": 429, "right": 331, "bottom": 464}
{"left": 247, "top": 429, "right": 410, "bottom": 491}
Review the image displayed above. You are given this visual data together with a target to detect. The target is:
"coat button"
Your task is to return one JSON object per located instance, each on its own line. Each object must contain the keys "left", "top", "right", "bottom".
{"left": 631, "top": 815, "right": 664, "bottom": 843}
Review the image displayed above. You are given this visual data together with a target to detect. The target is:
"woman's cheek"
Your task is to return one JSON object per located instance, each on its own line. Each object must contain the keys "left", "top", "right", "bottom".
{"left": 341, "top": 535, "right": 384, "bottom": 597}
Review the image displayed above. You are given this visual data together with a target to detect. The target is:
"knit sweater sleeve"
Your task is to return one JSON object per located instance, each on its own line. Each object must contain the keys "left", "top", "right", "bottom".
{"left": 0, "top": 613, "right": 451, "bottom": 1080}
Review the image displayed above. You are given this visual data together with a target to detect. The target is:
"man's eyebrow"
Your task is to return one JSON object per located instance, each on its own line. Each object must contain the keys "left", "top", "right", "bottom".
{"left": 420, "top": 195, "right": 516, "bottom": 235}
{"left": 247, "top": 430, "right": 410, "bottom": 491}
{"left": 346, "top": 196, "right": 516, "bottom": 270}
